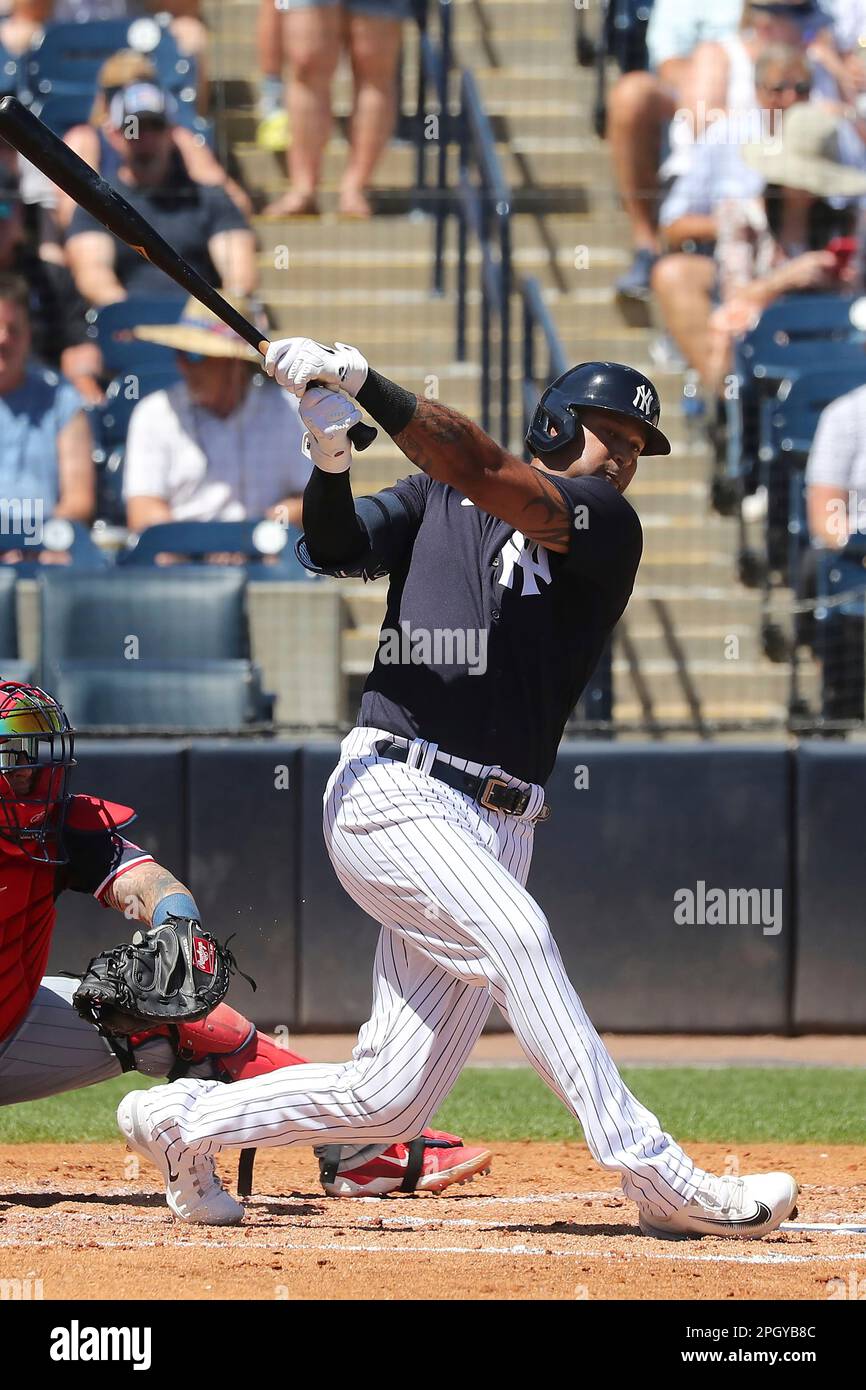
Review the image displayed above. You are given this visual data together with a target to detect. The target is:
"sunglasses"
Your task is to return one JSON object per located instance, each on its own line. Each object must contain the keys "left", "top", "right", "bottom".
{"left": 750, "top": 3, "right": 817, "bottom": 18}
{"left": 765, "top": 80, "right": 812, "bottom": 95}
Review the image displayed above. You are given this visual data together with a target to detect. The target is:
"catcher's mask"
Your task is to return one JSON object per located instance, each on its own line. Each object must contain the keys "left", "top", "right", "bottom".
{"left": 0, "top": 680, "right": 76, "bottom": 864}
{"left": 525, "top": 361, "right": 671, "bottom": 462}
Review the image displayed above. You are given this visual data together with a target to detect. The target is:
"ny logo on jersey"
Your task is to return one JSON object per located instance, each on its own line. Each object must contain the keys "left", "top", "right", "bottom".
{"left": 497, "top": 531, "right": 552, "bottom": 596}
{"left": 632, "top": 383, "right": 655, "bottom": 416}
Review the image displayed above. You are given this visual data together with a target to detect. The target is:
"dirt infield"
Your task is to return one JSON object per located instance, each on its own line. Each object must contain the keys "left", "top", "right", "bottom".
{"left": 1, "top": 1142, "right": 865, "bottom": 1300}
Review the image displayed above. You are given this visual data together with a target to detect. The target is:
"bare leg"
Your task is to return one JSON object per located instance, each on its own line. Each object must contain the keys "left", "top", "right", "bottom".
{"left": 607, "top": 70, "right": 676, "bottom": 254}
{"left": 339, "top": 11, "right": 403, "bottom": 218}
{"left": 264, "top": 7, "right": 342, "bottom": 217}
{"left": 651, "top": 253, "right": 719, "bottom": 386}
{"left": 257, "top": 0, "right": 283, "bottom": 82}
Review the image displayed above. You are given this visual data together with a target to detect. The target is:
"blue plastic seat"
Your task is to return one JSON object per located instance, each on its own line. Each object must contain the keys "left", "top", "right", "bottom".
{"left": 0, "top": 43, "right": 19, "bottom": 99}
{"left": 725, "top": 295, "right": 865, "bottom": 489}
{"left": 39, "top": 568, "right": 251, "bottom": 690}
{"left": 21, "top": 18, "right": 192, "bottom": 103}
{"left": 53, "top": 659, "right": 273, "bottom": 732}
{"left": 90, "top": 364, "right": 181, "bottom": 453}
{"left": 0, "top": 520, "right": 109, "bottom": 575}
{"left": 0, "top": 567, "right": 18, "bottom": 659}
{"left": 87, "top": 297, "right": 186, "bottom": 377}
{"left": 118, "top": 520, "right": 309, "bottom": 577}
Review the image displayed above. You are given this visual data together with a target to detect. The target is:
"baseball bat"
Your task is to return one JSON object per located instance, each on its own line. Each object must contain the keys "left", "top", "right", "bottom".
{"left": 0, "top": 96, "right": 377, "bottom": 450}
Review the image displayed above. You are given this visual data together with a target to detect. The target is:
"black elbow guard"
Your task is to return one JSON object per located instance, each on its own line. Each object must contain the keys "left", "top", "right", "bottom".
{"left": 296, "top": 488, "right": 416, "bottom": 580}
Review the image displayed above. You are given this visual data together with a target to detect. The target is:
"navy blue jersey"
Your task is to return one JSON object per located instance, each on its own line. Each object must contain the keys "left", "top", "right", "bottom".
{"left": 302, "top": 472, "right": 641, "bottom": 785}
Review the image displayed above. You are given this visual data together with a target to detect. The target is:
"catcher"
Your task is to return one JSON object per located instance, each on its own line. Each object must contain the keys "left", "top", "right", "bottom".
{"left": 0, "top": 680, "right": 492, "bottom": 1220}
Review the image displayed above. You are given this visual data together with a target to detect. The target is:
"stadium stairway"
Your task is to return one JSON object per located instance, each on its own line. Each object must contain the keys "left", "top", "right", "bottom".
{"left": 204, "top": 0, "right": 816, "bottom": 733}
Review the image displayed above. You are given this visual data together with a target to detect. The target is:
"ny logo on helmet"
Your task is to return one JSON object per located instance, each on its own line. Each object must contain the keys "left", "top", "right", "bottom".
{"left": 632, "top": 384, "right": 655, "bottom": 416}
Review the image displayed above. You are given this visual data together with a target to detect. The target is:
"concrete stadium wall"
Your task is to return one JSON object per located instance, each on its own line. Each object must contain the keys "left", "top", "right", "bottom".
{"left": 45, "top": 741, "right": 863, "bottom": 1034}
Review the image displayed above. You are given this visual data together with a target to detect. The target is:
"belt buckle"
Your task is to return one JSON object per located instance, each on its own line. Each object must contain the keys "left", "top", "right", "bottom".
{"left": 479, "top": 775, "right": 510, "bottom": 811}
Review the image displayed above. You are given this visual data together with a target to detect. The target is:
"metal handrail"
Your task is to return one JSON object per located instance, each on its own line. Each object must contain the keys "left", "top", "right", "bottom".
{"left": 455, "top": 67, "right": 511, "bottom": 443}
{"left": 413, "top": 0, "right": 452, "bottom": 294}
{"left": 520, "top": 275, "right": 567, "bottom": 457}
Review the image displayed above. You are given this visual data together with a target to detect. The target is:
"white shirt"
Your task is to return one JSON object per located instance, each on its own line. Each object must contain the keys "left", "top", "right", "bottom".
{"left": 123, "top": 374, "right": 311, "bottom": 521}
{"left": 660, "top": 113, "right": 766, "bottom": 226}
{"left": 806, "top": 381, "right": 866, "bottom": 540}
{"left": 646, "top": 0, "right": 743, "bottom": 72}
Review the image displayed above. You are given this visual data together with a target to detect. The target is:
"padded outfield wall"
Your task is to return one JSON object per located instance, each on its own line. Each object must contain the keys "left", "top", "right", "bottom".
{"left": 47, "top": 741, "right": 866, "bottom": 1033}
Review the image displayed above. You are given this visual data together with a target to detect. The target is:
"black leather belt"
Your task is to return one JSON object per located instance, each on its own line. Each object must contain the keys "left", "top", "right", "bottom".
{"left": 374, "top": 738, "right": 551, "bottom": 822}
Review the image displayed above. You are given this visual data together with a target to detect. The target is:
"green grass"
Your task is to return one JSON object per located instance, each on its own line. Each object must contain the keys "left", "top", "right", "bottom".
{"left": 1, "top": 1067, "right": 864, "bottom": 1145}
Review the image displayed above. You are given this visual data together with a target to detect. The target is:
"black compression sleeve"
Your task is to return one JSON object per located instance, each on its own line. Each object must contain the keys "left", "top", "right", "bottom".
{"left": 302, "top": 466, "right": 368, "bottom": 569}
{"left": 355, "top": 368, "right": 418, "bottom": 437}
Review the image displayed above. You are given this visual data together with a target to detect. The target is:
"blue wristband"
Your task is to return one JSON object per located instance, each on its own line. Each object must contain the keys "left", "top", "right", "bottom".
{"left": 152, "top": 892, "right": 200, "bottom": 926}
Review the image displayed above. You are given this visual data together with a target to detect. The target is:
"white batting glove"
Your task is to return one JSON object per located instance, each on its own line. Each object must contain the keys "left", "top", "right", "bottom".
{"left": 299, "top": 385, "right": 362, "bottom": 473}
{"left": 264, "top": 337, "right": 369, "bottom": 399}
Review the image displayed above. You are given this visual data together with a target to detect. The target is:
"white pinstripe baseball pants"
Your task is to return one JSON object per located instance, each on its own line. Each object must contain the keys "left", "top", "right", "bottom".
{"left": 155, "top": 728, "right": 704, "bottom": 1217}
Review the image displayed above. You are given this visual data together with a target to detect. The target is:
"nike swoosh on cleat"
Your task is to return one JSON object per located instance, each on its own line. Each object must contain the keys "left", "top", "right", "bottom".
{"left": 696, "top": 1202, "right": 774, "bottom": 1229}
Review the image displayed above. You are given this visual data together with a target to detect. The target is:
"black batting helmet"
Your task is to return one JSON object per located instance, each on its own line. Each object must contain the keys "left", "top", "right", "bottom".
{"left": 525, "top": 361, "right": 671, "bottom": 460}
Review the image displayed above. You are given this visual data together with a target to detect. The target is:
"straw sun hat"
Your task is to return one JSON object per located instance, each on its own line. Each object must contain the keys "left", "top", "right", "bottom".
{"left": 742, "top": 103, "right": 866, "bottom": 199}
{"left": 132, "top": 297, "right": 262, "bottom": 361}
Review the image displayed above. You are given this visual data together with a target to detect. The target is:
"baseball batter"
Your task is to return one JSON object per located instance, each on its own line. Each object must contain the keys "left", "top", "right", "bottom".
{"left": 120, "top": 345, "right": 798, "bottom": 1238}
{"left": 0, "top": 680, "right": 490, "bottom": 1212}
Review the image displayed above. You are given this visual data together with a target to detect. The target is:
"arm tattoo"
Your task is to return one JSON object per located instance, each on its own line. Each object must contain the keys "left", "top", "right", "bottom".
{"left": 102, "top": 860, "right": 190, "bottom": 925}
{"left": 394, "top": 399, "right": 503, "bottom": 480}
{"left": 393, "top": 397, "right": 573, "bottom": 552}
{"left": 519, "top": 470, "right": 574, "bottom": 551}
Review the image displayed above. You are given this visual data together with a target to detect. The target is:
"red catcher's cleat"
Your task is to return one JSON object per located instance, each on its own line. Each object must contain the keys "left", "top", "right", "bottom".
{"left": 320, "top": 1135, "right": 493, "bottom": 1197}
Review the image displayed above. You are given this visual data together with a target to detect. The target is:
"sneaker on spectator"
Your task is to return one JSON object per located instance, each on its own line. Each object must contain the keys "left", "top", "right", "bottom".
{"left": 648, "top": 332, "right": 686, "bottom": 371}
{"left": 616, "top": 248, "right": 658, "bottom": 302}
{"left": 256, "top": 110, "right": 290, "bottom": 153}
{"left": 741, "top": 486, "right": 768, "bottom": 524}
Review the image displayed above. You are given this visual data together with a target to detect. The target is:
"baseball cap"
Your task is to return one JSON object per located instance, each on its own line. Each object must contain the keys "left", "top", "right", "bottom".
{"left": 108, "top": 82, "right": 173, "bottom": 129}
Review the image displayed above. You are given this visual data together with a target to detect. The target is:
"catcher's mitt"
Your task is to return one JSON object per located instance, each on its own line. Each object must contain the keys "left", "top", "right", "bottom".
{"left": 72, "top": 915, "right": 248, "bottom": 1035}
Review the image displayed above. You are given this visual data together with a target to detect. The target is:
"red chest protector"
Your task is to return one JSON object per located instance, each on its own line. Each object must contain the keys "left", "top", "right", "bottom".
{"left": 0, "top": 795, "right": 136, "bottom": 1044}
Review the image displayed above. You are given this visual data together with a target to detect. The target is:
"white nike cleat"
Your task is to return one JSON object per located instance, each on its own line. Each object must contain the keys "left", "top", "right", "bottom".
{"left": 639, "top": 1171, "right": 798, "bottom": 1240}
{"left": 117, "top": 1086, "right": 244, "bottom": 1226}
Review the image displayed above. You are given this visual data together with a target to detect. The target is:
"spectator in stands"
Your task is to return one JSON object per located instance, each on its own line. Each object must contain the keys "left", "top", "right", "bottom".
{"left": 123, "top": 297, "right": 309, "bottom": 535}
{"left": 651, "top": 46, "right": 814, "bottom": 369}
{"left": 805, "top": 370, "right": 866, "bottom": 718}
{"left": 806, "top": 374, "right": 866, "bottom": 549}
{"left": 261, "top": 0, "right": 411, "bottom": 219}
{"left": 653, "top": 103, "right": 866, "bottom": 395}
{"left": 810, "top": 0, "right": 866, "bottom": 104}
{"left": 0, "top": 165, "right": 101, "bottom": 399}
{"left": 53, "top": 48, "right": 250, "bottom": 233}
{"left": 610, "top": 0, "right": 826, "bottom": 301}
{"left": 256, "top": 0, "right": 289, "bottom": 152}
{"left": 65, "top": 82, "right": 257, "bottom": 306}
{"left": 0, "top": 273, "right": 94, "bottom": 556}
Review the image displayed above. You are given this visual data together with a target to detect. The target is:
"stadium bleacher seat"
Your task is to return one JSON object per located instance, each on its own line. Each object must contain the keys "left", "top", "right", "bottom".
{"left": 724, "top": 297, "right": 865, "bottom": 501}
{"left": 39, "top": 568, "right": 252, "bottom": 685}
{"left": 39, "top": 568, "right": 272, "bottom": 730}
{"left": 0, "top": 569, "right": 33, "bottom": 683}
{"left": 53, "top": 660, "right": 274, "bottom": 731}
{"left": 92, "top": 365, "right": 181, "bottom": 451}
{"left": 21, "top": 17, "right": 195, "bottom": 108}
{"left": 119, "top": 520, "right": 309, "bottom": 577}
{"left": 87, "top": 297, "right": 186, "bottom": 377}
{"left": 0, "top": 521, "right": 109, "bottom": 576}
{"left": 0, "top": 43, "right": 19, "bottom": 99}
